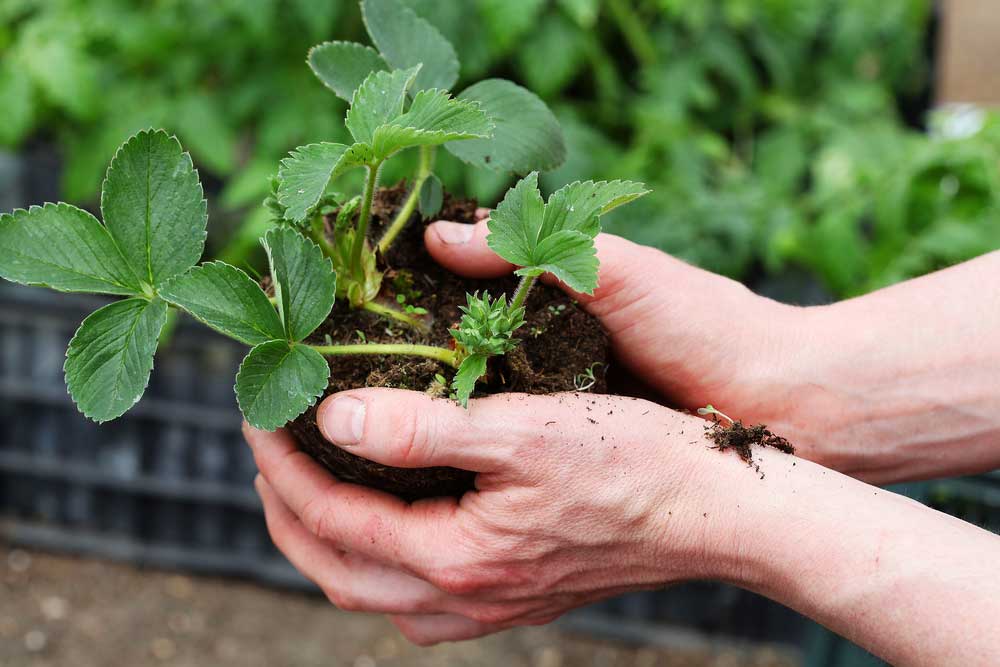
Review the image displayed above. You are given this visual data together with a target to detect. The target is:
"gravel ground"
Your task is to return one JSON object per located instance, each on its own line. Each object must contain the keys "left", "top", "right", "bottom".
{"left": 0, "top": 546, "right": 797, "bottom": 667}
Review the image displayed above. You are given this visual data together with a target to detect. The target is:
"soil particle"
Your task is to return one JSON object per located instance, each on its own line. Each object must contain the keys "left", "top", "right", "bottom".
{"left": 705, "top": 420, "right": 795, "bottom": 478}
{"left": 286, "top": 184, "right": 610, "bottom": 500}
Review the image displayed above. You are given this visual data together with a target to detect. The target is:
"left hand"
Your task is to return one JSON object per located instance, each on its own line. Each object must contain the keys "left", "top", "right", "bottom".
{"left": 245, "top": 388, "right": 743, "bottom": 645}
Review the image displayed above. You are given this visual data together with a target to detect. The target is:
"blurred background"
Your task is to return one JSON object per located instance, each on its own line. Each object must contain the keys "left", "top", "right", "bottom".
{"left": 1, "top": 1, "right": 998, "bottom": 666}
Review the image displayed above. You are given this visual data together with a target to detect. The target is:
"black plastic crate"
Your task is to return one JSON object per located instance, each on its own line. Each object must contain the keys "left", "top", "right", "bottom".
{"left": 0, "top": 282, "right": 308, "bottom": 588}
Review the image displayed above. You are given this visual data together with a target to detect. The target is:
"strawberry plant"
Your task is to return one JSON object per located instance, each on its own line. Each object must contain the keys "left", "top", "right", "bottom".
{"left": 0, "top": 129, "right": 646, "bottom": 432}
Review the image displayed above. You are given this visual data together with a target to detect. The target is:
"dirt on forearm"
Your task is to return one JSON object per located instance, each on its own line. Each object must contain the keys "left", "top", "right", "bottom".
{"left": 704, "top": 420, "right": 795, "bottom": 478}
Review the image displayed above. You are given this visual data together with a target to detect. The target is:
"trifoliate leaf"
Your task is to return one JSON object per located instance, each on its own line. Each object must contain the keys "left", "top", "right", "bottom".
{"left": 308, "top": 41, "right": 388, "bottom": 101}
{"left": 276, "top": 142, "right": 366, "bottom": 223}
{"left": 453, "top": 353, "right": 488, "bottom": 409}
{"left": 486, "top": 172, "right": 545, "bottom": 267}
{"left": 542, "top": 180, "right": 651, "bottom": 240}
{"left": 236, "top": 341, "right": 330, "bottom": 431}
{"left": 100, "top": 129, "right": 207, "bottom": 287}
{"left": 64, "top": 298, "right": 168, "bottom": 423}
{"left": 160, "top": 262, "right": 285, "bottom": 346}
{"left": 372, "top": 89, "right": 493, "bottom": 159}
{"left": 362, "top": 0, "right": 459, "bottom": 92}
{"left": 346, "top": 66, "right": 420, "bottom": 146}
{"left": 418, "top": 174, "right": 443, "bottom": 219}
{"left": 0, "top": 203, "right": 144, "bottom": 296}
{"left": 487, "top": 174, "right": 649, "bottom": 294}
{"left": 515, "top": 229, "right": 598, "bottom": 293}
{"left": 447, "top": 79, "right": 565, "bottom": 174}
{"left": 262, "top": 227, "right": 336, "bottom": 343}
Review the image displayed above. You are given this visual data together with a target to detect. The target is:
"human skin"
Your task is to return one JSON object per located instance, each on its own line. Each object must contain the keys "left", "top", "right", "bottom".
{"left": 244, "top": 216, "right": 1000, "bottom": 663}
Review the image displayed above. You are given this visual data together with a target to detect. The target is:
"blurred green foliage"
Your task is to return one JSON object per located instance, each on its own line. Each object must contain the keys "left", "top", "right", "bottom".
{"left": 2, "top": 0, "right": 999, "bottom": 297}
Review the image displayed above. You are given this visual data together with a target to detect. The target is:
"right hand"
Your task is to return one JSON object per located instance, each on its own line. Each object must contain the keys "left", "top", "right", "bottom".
{"left": 424, "top": 210, "right": 806, "bottom": 446}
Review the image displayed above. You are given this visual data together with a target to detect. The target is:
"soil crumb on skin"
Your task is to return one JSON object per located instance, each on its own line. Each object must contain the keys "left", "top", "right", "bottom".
{"left": 705, "top": 420, "right": 795, "bottom": 478}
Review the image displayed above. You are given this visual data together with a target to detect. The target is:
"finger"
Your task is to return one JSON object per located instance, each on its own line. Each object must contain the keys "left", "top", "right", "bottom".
{"left": 244, "top": 422, "right": 451, "bottom": 572}
{"left": 315, "top": 388, "right": 515, "bottom": 471}
{"left": 390, "top": 613, "right": 502, "bottom": 646}
{"left": 255, "top": 475, "right": 448, "bottom": 614}
{"left": 475, "top": 207, "right": 490, "bottom": 221}
{"left": 424, "top": 218, "right": 513, "bottom": 279}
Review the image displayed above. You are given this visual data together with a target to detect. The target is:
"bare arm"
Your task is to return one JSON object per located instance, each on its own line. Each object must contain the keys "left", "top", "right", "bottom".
{"left": 754, "top": 250, "right": 1000, "bottom": 483}
{"left": 732, "top": 447, "right": 1000, "bottom": 666}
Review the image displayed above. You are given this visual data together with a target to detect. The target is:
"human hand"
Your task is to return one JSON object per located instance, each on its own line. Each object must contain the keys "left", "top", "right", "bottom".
{"left": 423, "top": 213, "right": 821, "bottom": 457}
{"left": 245, "top": 391, "right": 741, "bottom": 645}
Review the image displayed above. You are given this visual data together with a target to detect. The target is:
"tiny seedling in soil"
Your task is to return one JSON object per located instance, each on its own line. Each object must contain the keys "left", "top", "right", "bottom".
{"left": 0, "top": 1, "right": 649, "bottom": 500}
{"left": 699, "top": 405, "right": 796, "bottom": 477}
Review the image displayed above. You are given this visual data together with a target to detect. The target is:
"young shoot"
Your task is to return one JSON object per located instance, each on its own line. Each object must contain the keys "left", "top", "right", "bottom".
{"left": 448, "top": 173, "right": 649, "bottom": 405}
{"left": 698, "top": 404, "right": 735, "bottom": 425}
{"left": 574, "top": 363, "right": 605, "bottom": 392}
{"left": 305, "top": 0, "right": 566, "bottom": 255}
{"left": 275, "top": 62, "right": 493, "bottom": 328}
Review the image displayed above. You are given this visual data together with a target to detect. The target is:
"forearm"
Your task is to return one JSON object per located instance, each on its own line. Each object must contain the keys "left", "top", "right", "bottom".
{"left": 753, "top": 251, "right": 1000, "bottom": 483}
{"left": 708, "top": 447, "right": 1000, "bottom": 666}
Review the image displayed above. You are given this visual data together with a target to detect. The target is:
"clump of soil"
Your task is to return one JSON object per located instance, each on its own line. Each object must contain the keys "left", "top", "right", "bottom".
{"left": 285, "top": 183, "right": 610, "bottom": 501}
{"left": 705, "top": 419, "right": 795, "bottom": 478}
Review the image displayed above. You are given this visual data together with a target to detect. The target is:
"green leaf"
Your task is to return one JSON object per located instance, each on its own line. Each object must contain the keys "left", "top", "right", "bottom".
{"left": 453, "top": 353, "right": 488, "bottom": 408}
{"left": 418, "top": 174, "right": 443, "bottom": 219}
{"left": 262, "top": 227, "right": 337, "bottom": 343}
{"left": 371, "top": 88, "right": 493, "bottom": 159}
{"left": 308, "top": 41, "right": 388, "bottom": 101}
{"left": 486, "top": 172, "right": 545, "bottom": 267}
{"left": 516, "top": 229, "right": 598, "bottom": 293}
{"left": 346, "top": 67, "right": 420, "bottom": 146}
{"left": 542, "top": 180, "right": 651, "bottom": 240}
{"left": 100, "top": 129, "right": 207, "bottom": 287}
{"left": 362, "top": 0, "right": 459, "bottom": 92}
{"left": 276, "top": 142, "right": 365, "bottom": 223}
{"left": 236, "top": 341, "right": 330, "bottom": 431}
{"left": 64, "top": 298, "right": 168, "bottom": 423}
{"left": 160, "top": 262, "right": 285, "bottom": 346}
{"left": 447, "top": 79, "right": 566, "bottom": 174}
{"left": 0, "top": 203, "right": 144, "bottom": 296}
{"left": 488, "top": 175, "right": 648, "bottom": 294}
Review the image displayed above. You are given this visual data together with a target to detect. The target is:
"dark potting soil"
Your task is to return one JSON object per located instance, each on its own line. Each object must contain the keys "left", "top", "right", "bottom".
{"left": 285, "top": 184, "right": 610, "bottom": 500}
{"left": 704, "top": 419, "right": 795, "bottom": 478}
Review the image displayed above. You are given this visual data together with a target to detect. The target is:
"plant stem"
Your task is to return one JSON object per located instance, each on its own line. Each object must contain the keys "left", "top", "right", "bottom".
{"left": 309, "top": 215, "right": 335, "bottom": 259}
{"left": 351, "top": 162, "right": 381, "bottom": 278}
{"left": 606, "top": 0, "right": 657, "bottom": 67}
{"left": 377, "top": 145, "right": 435, "bottom": 253}
{"left": 509, "top": 274, "right": 538, "bottom": 311}
{"left": 362, "top": 300, "right": 428, "bottom": 330}
{"left": 309, "top": 342, "right": 458, "bottom": 368}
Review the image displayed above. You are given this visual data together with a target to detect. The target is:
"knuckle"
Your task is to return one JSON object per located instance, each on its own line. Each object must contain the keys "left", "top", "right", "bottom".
{"left": 393, "top": 619, "right": 437, "bottom": 647}
{"left": 466, "top": 605, "right": 516, "bottom": 626}
{"left": 430, "top": 564, "right": 488, "bottom": 596}
{"left": 299, "top": 494, "right": 333, "bottom": 540}
{"left": 324, "top": 587, "right": 361, "bottom": 612}
{"left": 385, "top": 404, "right": 433, "bottom": 466}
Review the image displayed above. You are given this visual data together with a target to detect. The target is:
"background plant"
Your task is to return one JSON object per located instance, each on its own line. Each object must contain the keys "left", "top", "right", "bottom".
{"left": 3, "top": 0, "right": 997, "bottom": 299}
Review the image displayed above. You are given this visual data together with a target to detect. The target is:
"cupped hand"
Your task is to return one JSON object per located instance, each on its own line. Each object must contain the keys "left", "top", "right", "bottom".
{"left": 245, "top": 391, "right": 738, "bottom": 645}
{"left": 425, "top": 212, "right": 816, "bottom": 457}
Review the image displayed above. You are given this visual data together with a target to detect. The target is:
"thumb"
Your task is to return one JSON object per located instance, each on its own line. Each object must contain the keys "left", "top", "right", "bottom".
{"left": 424, "top": 217, "right": 513, "bottom": 279}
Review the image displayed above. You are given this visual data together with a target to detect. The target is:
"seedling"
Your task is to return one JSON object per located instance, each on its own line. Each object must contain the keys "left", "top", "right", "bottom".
{"left": 0, "top": 126, "right": 648, "bottom": 428}
{"left": 698, "top": 404, "right": 735, "bottom": 424}
{"left": 290, "top": 0, "right": 566, "bottom": 327}
{"left": 574, "top": 363, "right": 605, "bottom": 392}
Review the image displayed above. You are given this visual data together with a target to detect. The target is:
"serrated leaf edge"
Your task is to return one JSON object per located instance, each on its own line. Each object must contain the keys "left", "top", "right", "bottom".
{"left": 307, "top": 40, "right": 388, "bottom": 101}
{"left": 62, "top": 298, "right": 167, "bottom": 424}
{"left": 98, "top": 127, "right": 208, "bottom": 287}
{"left": 0, "top": 202, "right": 145, "bottom": 296}
{"left": 234, "top": 342, "right": 328, "bottom": 431}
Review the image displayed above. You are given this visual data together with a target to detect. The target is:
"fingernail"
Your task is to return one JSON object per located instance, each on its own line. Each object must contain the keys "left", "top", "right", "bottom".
{"left": 321, "top": 396, "right": 366, "bottom": 446}
{"left": 433, "top": 221, "right": 475, "bottom": 245}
